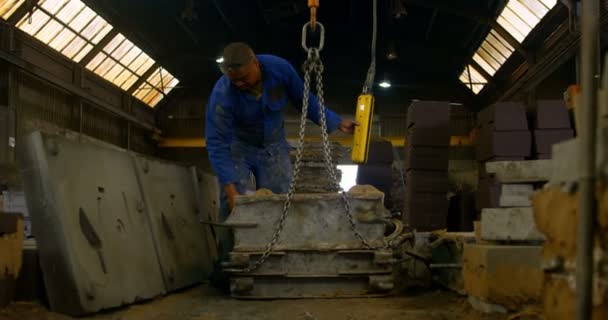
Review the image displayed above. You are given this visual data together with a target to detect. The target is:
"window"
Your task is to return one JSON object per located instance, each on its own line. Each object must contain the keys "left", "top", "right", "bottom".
{"left": 472, "top": 29, "right": 514, "bottom": 76}
{"left": 459, "top": 65, "right": 487, "bottom": 94}
{"left": 337, "top": 165, "right": 359, "bottom": 192}
{"left": 4, "top": 0, "right": 180, "bottom": 108}
{"left": 497, "top": 0, "right": 557, "bottom": 42}
{"left": 16, "top": 0, "right": 112, "bottom": 62}
{"left": 132, "top": 67, "right": 179, "bottom": 107}
{"left": 461, "top": 0, "right": 558, "bottom": 93}
{"left": 86, "top": 33, "right": 156, "bottom": 91}
{"left": 0, "top": 0, "right": 25, "bottom": 20}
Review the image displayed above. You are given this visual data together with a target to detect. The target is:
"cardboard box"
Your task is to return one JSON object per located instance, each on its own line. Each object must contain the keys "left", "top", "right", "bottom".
{"left": 475, "top": 127, "right": 532, "bottom": 161}
{"left": 478, "top": 102, "right": 528, "bottom": 131}
{"left": 533, "top": 129, "right": 574, "bottom": 155}
{"left": 536, "top": 100, "right": 571, "bottom": 129}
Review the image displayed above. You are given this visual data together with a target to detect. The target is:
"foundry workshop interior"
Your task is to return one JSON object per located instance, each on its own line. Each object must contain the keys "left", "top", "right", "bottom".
{"left": 0, "top": 0, "right": 607, "bottom": 319}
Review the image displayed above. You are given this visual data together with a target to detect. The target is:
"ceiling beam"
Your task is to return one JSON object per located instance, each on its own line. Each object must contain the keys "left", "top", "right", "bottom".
{"left": 401, "top": 0, "right": 493, "bottom": 24}
{"left": 490, "top": 21, "right": 536, "bottom": 63}
{"left": 127, "top": 62, "right": 160, "bottom": 95}
{"left": 425, "top": 9, "right": 438, "bottom": 41}
{"left": 0, "top": 47, "right": 156, "bottom": 130}
{"left": 78, "top": 29, "right": 118, "bottom": 67}
{"left": 403, "top": 0, "right": 535, "bottom": 63}
{"left": 469, "top": 59, "right": 494, "bottom": 85}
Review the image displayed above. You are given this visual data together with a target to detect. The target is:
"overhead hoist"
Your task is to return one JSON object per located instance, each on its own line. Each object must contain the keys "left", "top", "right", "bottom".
{"left": 304, "top": 0, "right": 378, "bottom": 164}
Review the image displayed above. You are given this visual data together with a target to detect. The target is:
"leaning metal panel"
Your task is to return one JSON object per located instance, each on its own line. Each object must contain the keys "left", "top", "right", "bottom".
{"left": 226, "top": 187, "right": 390, "bottom": 251}
{"left": 132, "top": 155, "right": 215, "bottom": 291}
{"left": 224, "top": 250, "right": 393, "bottom": 276}
{"left": 230, "top": 275, "right": 394, "bottom": 299}
{"left": 19, "top": 131, "right": 165, "bottom": 316}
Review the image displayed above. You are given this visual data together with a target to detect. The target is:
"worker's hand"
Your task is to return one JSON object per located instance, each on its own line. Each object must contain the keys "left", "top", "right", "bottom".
{"left": 224, "top": 184, "right": 240, "bottom": 210}
{"left": 338, "top": 119, "right": 359, "bottom": 134}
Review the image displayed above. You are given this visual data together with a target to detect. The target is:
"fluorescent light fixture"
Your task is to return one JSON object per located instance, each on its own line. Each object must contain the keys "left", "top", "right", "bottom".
{"left": 216, "top": 56, "right": 224, "bottom": 63}
{"left": 379, "top": 81, "right": 391, "bottom": 88}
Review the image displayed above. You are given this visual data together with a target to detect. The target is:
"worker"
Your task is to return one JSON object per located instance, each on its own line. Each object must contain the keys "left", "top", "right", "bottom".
{"left": 206, "top": 42, "right": 356, "bottom": 209}
{"left": 205, "top": 42, "right": 356, "bottom": 289}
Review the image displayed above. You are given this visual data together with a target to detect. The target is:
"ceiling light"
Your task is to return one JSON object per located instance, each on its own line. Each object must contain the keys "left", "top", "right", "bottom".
{"left": 386, "top": 42, "right": 398, "bottom": 61}
{"left": 379, "top": 81, "right": 391, "bottom": 88}
{"left": 216, "top": 57, "right": 224, "bottom": 63}
{"left": 391, "top": 0, "right": 407, "bottom": 19}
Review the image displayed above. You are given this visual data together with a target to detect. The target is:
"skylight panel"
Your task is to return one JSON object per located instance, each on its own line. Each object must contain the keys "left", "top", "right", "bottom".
{"left": 464, "top": 0, "right": 557, "bottom": 82}
{"left": 459, "top": 65, "right": 487, "bottom": 94}
{"left": 470, "top": 28, "right": 514, "bottom": 76}
{"left": 497, "top": 0, "right": 558, "bottom": 42}
{"left": 9, "top": 0, "right": 179, "bottom": 107}
{"left": 17, "top": 9, "right": 51, "bottom": 35}
{"left": 16, "top": 0, "right": 114, "bottom": 62}
{"left": 68, "top": 6, "right": 95, "bottom": 32}
{"left": 0, "top": 0, "right": 25, "bottom": 20}
{"left": 132, "top": 67, "right": 179, "bottom": 107}
{"left": 86, "top": 33, "right": 157, "bottom": 92}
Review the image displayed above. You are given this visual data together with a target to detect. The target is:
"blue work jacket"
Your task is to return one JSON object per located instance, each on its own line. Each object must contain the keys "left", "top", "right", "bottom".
{"left": 205, "top": 54, "right": 343, "bottom": 186}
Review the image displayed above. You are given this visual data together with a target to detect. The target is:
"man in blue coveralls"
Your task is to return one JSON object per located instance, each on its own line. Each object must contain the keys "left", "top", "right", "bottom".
{"left": 206, "top": 42, "right": 356, "bottom": 211}
{"left": 205, "top": 42, "right": 356, "bottom": 288}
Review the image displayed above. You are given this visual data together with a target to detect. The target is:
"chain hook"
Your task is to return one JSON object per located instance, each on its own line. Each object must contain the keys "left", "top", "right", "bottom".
{"left": 308, "top": 0, "right": 319, "bottom": 31}
{"left": 301, "top": 21, "right": 325, "bottom": 52}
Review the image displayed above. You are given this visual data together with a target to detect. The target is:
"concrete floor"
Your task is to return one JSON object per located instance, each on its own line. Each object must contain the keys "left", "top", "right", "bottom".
{"left": 0, "top": 285, "right": 511, "bottom": 320}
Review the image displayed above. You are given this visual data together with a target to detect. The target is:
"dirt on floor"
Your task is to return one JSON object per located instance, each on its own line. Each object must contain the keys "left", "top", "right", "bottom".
{"left": 0, "top": 285, "right": 520, "bottom": 320}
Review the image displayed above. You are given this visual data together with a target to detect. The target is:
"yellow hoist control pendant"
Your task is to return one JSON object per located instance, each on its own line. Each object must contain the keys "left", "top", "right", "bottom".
{"left": 351, "top": 94, "right": 375, "bottom": 163}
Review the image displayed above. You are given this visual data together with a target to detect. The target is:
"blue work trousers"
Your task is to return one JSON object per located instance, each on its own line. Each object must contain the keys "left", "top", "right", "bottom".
{"left": 216, "top": 141, "right": 292, "bottom": 261}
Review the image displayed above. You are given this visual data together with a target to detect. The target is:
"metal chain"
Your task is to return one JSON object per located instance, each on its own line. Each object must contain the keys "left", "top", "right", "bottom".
{"left": 240, "top": 21, "right": 391, "bottom": 273}
{"left": 240, "top": 49, "right": 316, "bottom": 273}
{"left": 313, "top": 56, "right": 390, "bottom": 250}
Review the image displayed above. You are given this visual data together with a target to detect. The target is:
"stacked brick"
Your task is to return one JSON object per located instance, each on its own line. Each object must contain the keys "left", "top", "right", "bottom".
{"left": 403, "top": 101, "right": 451, "bottom": 231}
{"left": 532, "top": 100, "right": 574, "bottom": 159}
{"left": 475, "top": 102, "right": 531, "bottom": 213}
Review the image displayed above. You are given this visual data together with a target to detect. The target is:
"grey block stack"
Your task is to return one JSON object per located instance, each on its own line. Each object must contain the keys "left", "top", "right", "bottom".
{"left": 223, "top": 186, "right": 394, "bottom": 298}
{"left": 475, "top": 102, "right": 531, "bottom": 212}
{"left": 532, "top": 100, "right": 574, "bottom": 159}
{"left": 466, "top": 160, "right": 549, "bottom": 312}
{"left": 478, "top": 160, "right": 551, "bottom": 242}
{"left": 403, "top": 101, "right": 451, "bottom": 231}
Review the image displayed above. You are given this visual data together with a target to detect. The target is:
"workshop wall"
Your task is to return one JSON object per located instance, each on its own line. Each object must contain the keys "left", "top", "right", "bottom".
{"left": 0, "top": 29, "right": 157, "bottom": 188}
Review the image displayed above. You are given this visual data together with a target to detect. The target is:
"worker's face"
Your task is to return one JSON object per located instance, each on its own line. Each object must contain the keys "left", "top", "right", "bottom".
{"left": 226, "top": 60, "right": 261, "bottom": 91}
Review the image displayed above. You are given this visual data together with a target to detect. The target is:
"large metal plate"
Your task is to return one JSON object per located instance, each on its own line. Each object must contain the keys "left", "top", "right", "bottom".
{"left": 226, "top": 187, "right": 390, "bottom": 251}
{"left": 132, "top": 155, "right": 214, "bottom": 291}
{"left": 19, "top": 132, "right": 165, "bottom": 315}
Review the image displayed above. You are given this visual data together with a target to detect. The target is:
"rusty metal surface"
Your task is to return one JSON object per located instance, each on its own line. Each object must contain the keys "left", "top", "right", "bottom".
{"left": 19, "top": 131, "right": 216, "bottom": 315}
{"left": 19, "top": 131, "right": 165, "bottom": 315}
{"left": 224, "top": 250, "right": 392, "bottom": 276}
{"left": 230, "top": 275, "right": 394, "bottom": 299}
{"left": 132, "top": 155, "right": 215, "bottom": 291}
{"left": 225, "top": 186, "right": 395, "bottom": 298}
{"left": 226, "top": 189, "right": 390, "bottom": 251}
